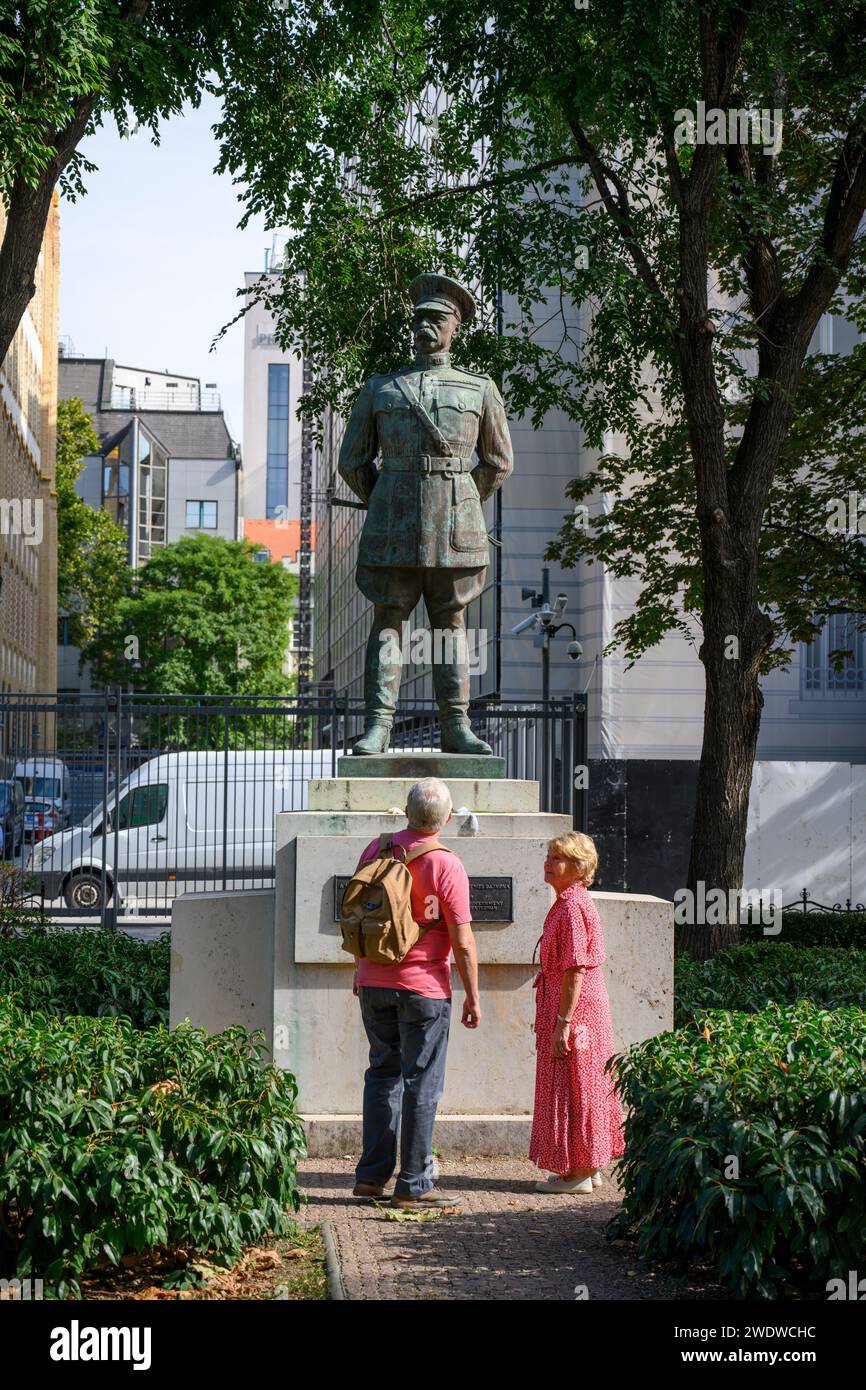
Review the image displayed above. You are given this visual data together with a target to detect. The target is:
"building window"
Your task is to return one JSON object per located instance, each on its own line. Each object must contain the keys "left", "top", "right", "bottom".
{"left": 102, "top": 426, "right": 133, "bottom": 536}
{"left": 137, "top": 425, "right": 167, "bottom": 560}
{"left": 186, "top": 500, "right": 218, "bottom": 529}
{"left": 803, "top": 613, "right": 866, "bottom": 696}
{"left": 266, "top": 363, "right": 290, "bottom": 519}
{"left": 253, "top": 548, "right": 270, "bottom": 564}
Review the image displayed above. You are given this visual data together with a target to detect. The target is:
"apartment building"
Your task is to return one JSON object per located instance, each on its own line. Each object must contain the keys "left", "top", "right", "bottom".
{"left": 0, "top": 194, "right": 60, "bottom": 694}
{"left": 56, "top": 355, "right": 241, "bottom": 691}
{"left": 241, "top": 251, "right": 314, "bottom": 684}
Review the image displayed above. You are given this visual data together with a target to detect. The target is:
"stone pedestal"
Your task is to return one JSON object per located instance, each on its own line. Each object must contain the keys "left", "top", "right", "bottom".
{"left": 170, "top": 764, "right": 674, "bottom": 1157}
{"left": 335, "top": 752, "right": 506, "bottom": 780}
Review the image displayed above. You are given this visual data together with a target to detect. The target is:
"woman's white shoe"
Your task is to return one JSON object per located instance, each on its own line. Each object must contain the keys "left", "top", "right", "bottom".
{"left": 591, "top": 1169, "right": 603, "bottom": 1187}
{"left": 534, "top": 1176, "right": 594, "bottom": 1194}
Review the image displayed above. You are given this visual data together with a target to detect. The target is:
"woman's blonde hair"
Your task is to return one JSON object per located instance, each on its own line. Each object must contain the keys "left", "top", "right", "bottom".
{"left": 547, "top": 831, "right": 598, "bottom": 886}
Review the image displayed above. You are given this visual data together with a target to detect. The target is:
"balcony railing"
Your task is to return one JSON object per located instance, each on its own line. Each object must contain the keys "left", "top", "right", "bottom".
{"left": 109, "top": 386, "right": 222, "bottom": 413}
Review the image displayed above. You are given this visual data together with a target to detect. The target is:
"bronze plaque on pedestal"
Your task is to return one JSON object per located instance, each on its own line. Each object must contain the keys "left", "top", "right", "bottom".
{"left": 334, "top": 875, "right": 514, "bottom": 923}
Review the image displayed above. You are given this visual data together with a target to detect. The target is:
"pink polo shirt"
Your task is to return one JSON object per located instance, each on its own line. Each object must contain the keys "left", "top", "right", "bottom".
{"left": 354, "top": 828, "right": 472, "bottom": 999}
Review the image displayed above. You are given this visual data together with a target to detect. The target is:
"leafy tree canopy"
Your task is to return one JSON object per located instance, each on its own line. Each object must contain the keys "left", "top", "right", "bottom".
{"left": 86, "top": 533, "right": 298, "bottom": 697}
{"left": 0, "top": 0, "right": 297, "bottom": 361}
{"left": 219, "top": 0, "right": 866, "bottom": 670}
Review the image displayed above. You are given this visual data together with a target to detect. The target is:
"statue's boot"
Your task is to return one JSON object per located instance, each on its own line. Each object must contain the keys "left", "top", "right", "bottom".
{"left": 352, "top": 618, "right": 403, "bottom": 755}
{"left": 440, "top": 716, "right": 492, "bottom": 756}
{"left": 352, "top": 719, "right": 392, "bottom": 756}
{"left": 430, "top": 619, "right": 492, "bottom": 756}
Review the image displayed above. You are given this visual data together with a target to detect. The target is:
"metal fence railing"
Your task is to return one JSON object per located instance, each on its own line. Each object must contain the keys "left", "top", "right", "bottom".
{"left": 0, "top": 691, "right": 586, "bottom": 929}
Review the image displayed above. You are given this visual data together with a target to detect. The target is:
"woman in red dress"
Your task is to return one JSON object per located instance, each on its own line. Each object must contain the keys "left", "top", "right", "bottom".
{"left": 530, "top": 832, "right": 625, "bottom": 1193}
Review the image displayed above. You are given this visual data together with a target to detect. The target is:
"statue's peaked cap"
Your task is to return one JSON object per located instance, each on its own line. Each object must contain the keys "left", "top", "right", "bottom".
{"left": 408, "top": 272, "right": 476, "bottom": 325}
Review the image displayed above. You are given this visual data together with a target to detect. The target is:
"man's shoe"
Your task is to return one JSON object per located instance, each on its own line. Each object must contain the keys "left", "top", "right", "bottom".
{"left": 352, "top": 719, "right": 392, "bottom": 755}
{"left": 390, "top": 1189, "right": 461, "bottom": 1211}
{"left": 353, "top": 1181, "right": 387, "bottom": 1199}
{"left": 439, "top": 718, "right": 492, "bottom": 756}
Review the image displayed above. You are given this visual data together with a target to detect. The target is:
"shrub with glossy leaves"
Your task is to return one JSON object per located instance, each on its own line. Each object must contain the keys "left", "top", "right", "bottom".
{"left": 609, "top": 1001, "right": 866, "bottom": 1298}
{"left": 0, "top": 921, "right": 169, "bottom": 1028}
{"left": 741, "top": 911, "right": 865, "bottom": 950}
{"left": 675, "top": 943, "right": 866, "bottom": 1028}
{"left": 0, "top": 1003, "right": 306, "bottom": 1297}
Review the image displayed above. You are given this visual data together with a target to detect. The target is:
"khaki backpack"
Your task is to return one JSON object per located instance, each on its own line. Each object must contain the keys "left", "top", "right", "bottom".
{"left": 339, "top": 832, "right": 453, "bottom": 965}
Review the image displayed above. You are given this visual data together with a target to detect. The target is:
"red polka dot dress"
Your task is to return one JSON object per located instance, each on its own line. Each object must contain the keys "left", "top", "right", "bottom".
{"left": 529, "top": 881, "right": 625, "bottom": 1175}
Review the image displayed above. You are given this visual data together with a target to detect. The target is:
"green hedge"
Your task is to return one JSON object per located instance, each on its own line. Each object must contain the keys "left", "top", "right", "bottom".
{"left": 740, "top": 911, "right": 865, "bottom": 949}
{"left": 610, "top": 1001, "right": 866, "bottom": 1298}
{"left": 675, "top": 943, "right": 866, "bottom": 1028}
{"left": 0, "top": 922, "right": 169, "bottom": 1029}
{"left": 0, "top": 1002, "right": 306, "bottom": 1297}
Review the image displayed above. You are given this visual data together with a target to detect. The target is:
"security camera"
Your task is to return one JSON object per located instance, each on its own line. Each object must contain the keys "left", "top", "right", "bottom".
{"left": 567, "top": 640, "right": 583, "bottom": 661}
{"left": 511, "top": 613, "right": 539, "bottom": 635}
{"left": 554, "top": 593, "right": 568, "bottom": 615}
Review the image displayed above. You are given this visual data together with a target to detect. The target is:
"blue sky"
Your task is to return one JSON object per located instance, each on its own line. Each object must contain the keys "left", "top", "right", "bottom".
{"left": 58, "top": 93, "right": 272, "bottom": 446}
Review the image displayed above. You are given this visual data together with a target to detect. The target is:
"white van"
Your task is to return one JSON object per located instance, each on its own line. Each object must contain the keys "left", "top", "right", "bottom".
{"left": 28, "top": 748, "right": 336, "bottom": 912}
{"left": 15, "top": 757, "right": 72, "bottom": 829}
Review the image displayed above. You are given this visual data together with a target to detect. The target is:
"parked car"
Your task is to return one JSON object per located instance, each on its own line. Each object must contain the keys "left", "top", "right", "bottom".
{"left": 24, "top": 798, "right": 62, "bottom": 841}
{"left": 0, "top": 778, "right": 25, "bottom": 860}
{"left": 27, "top": 748, "right": 337, "bottom": 912}
{"left": 14, "top": 758, "right": 72, "bottom": 830}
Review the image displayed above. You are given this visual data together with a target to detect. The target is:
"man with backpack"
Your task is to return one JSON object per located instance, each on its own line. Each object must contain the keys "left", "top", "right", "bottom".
{"left": 341, "top": 776, "right": 479, "bottom": 1209}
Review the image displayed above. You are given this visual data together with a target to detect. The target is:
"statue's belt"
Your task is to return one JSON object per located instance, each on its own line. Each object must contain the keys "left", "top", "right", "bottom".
{"left": 379, "top": 455, "right": 474, "bottom": 474}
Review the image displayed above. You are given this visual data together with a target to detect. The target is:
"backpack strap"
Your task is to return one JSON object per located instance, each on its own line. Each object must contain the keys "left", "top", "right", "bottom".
{"left": 404, "top": 840, "right": 453, "bottom": 931}
{"left": 376, "top": 831, "right": 411, "bottom": 864}
{"left": 405, "top": 839, "right": 453, "bottom": 864}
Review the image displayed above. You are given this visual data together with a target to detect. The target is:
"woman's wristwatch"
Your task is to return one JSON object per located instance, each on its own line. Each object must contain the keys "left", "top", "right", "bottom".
{"left": 556, "top": 1013, "right": 572, "bottom": 1024}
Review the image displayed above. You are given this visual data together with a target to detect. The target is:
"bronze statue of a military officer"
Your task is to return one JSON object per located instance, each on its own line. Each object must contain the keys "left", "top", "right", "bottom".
{"left": 338, "top": 272, "right": 513, "bottom": 755}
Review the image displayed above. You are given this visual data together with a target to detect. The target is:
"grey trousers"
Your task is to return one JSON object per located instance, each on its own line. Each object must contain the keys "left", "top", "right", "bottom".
{"left": 355, "top": 986, "right": 452, "bottom": 1196}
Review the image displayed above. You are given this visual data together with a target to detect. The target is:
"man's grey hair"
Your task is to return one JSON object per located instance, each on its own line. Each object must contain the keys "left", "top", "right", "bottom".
{"left": 406, "top": 777, "right": 452, "bottom": 832}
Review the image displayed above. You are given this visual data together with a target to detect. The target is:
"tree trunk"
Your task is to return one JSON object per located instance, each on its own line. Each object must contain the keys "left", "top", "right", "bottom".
{"left": 0, "top": 175, "right": 58, "bottom": 365}
{"left": 678, "top": 547, "right": 774, "bottom": 960}
{"left": 0, "top": 0, "right": 152, "bottom": 363}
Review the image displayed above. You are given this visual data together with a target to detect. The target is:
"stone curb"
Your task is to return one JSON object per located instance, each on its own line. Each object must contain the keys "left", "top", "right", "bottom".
{"left": 321, "top": 1220, "right": 347, "bottom": 1301}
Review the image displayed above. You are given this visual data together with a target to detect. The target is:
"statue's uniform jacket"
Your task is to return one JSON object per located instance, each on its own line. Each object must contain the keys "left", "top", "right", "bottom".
{"left": 337, "top": 358, "right": 513, "bottom": 577}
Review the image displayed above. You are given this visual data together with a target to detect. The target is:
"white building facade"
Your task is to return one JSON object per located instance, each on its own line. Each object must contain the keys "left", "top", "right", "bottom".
{"left": 241, "top": 268, "right": 304, "bottom": 524}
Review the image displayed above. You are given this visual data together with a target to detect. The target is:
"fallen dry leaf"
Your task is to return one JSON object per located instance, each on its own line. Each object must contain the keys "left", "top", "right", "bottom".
{"left": 250, "top": 1250, "right": 283, "bottom": 1269}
